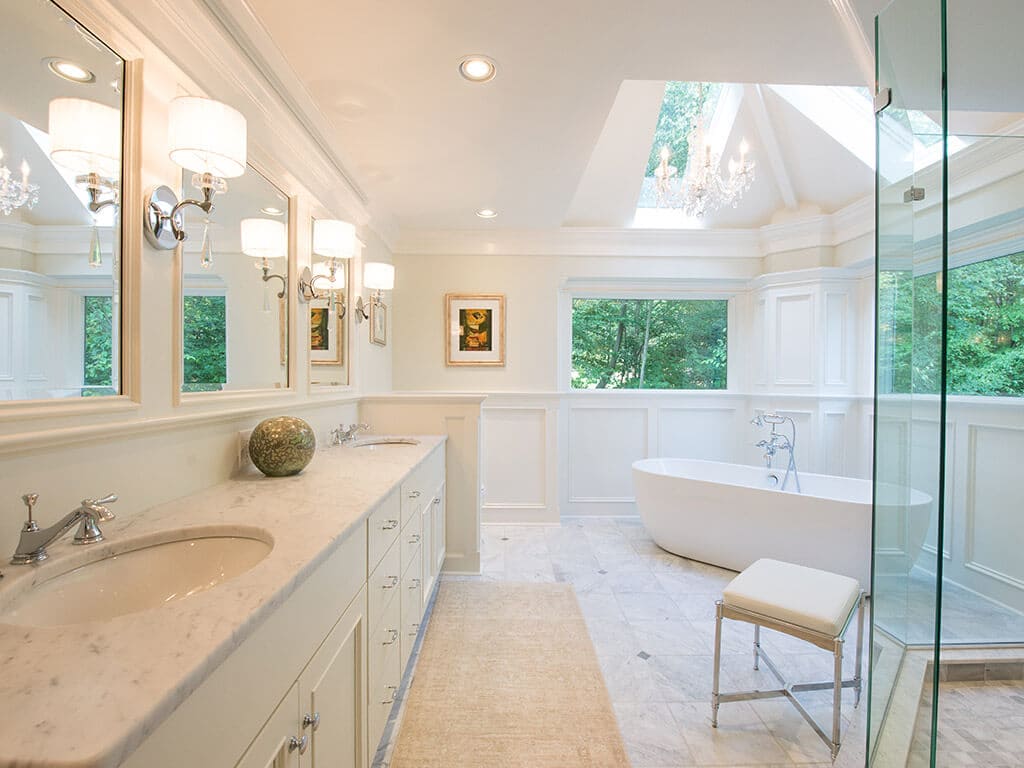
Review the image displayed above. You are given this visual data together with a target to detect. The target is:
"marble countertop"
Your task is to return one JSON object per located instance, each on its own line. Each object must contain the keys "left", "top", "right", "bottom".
{"left": 0, "top": 436, "right": 446, "bottom": 768}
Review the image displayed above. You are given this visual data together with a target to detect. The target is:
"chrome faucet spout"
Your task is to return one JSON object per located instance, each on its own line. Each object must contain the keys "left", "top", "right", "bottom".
{"left": 10, "top": 493, "right": 117, "bottom": 565}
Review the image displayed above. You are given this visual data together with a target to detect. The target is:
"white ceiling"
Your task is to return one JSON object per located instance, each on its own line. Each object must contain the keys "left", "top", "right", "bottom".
{"left": 240, "top": 0, "right": 893, "bottom": 233}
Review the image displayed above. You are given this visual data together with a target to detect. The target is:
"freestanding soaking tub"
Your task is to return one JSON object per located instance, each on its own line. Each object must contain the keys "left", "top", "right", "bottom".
{"left": 632, "top": 458, "right": 931, "bottom": 589}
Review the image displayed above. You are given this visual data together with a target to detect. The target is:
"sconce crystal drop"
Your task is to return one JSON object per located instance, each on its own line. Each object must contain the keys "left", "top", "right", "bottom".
{"left": 88, "top": 225, "right": 102, "bottom": 268}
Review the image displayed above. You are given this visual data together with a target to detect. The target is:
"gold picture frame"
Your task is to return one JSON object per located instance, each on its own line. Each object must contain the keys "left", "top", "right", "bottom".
{"left": 310, "top": 291, "right": 345, "bottom": 365}
{"left": 445, "top": 293, "right": 505, "bottom": 366}
{"left": 369, "top": 299, "right": 387, "bottom": 346}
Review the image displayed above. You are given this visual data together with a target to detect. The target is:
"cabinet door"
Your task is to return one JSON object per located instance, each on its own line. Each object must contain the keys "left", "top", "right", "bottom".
{"left": 420, "top": 500, "right": 433, "bottom": 603}
{"left": 234, "top": 683, "right": 301, "bottom": 768}
{"left": 299, "top": 588, "right": 368, "bottom": 768}
{"left": 432, "top": 484, "right": 446, "bottom": 577}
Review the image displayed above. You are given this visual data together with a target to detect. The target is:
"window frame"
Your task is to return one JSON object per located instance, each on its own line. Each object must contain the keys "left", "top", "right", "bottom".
{"left": 558, "top": 278, "right": 740, "bottom": 394}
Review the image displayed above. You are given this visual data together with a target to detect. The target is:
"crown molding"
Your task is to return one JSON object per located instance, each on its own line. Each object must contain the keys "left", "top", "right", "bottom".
{"left": 0, "top": 222, "right": 115, "bottom": 254}
{"left": 395, "top": 195, "right": 875, "bottom": 259}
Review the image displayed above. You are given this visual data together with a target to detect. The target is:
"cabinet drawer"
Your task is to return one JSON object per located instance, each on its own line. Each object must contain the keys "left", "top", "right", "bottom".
{"left": 367, "top": 490, "right": 401, "bottom": 573}
{"left": 368, "top": 541, "right": 402, "bottom": 633}
{"left": 368, "top": 611, "right": 402, "bottom": 754}
{"left": 400, "top": 548, "right": 423, "bottom": 670}
{"left": 400, "top": 478, "right": 426, "bottom": 528}
{"left": 399, "top": 511, "right": 422, "bottom": 575}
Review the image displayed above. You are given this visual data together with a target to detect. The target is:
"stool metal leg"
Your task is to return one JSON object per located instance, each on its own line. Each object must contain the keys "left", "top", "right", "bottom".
{"left": 753, "top": 623, "right": 761, "bottom": 670}
{"left": 853, "top": 593, "right": 865, "bottom": 708}
{"left": 712, "top": 600, "right": 723, "bottom": 727}
{"left": 831, "top": 637, "right": 844, "bottom": 761}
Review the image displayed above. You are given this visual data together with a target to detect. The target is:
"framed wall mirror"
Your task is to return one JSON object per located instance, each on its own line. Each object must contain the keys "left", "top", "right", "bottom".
{"left": 0, "top": 0, "right": 125, "bottom": 402}
{"left": 307, "top": 216, "right": 353, "bottom": 388}
{"left": 178, "top": 164, "right": 290, "bottom": 394}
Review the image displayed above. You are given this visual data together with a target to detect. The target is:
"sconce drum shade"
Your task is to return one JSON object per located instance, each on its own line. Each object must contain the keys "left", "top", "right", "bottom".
{"left": 168, "top": 96, "right": 247, "bottom": 178}
{"left": 240, "top": 218, "right": 287, "bottom": 259}
{"left": 364, "top": 261, "right": 394, "bottom": 291}
{"left": 48, "top": 98, "right": 121, "bottom": 178}
{"left": 313, "top": 219, "right": 357, "bottom": 259}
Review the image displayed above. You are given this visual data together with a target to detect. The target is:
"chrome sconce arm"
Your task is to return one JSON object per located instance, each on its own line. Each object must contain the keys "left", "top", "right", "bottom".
{"left": 78, "top": 173, "right": 119, "bottom": 214}
{"left": 297, "top": 263, "right": 347, "bottom": 317}
{"left": 260, "top": 258, "right": 287, "bottom": 299}
{"left": 144, "top": 173, "right": 226, "bottom": 250}
{"left": 353, "top": 291, "right": 382, "bottom": 324}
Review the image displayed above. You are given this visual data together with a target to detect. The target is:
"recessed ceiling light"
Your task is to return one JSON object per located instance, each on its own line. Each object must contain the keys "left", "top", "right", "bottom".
{"left": 45, "top": 58, "right": 95, "bottom": 84}
{"left": 260, "top": 206, "right": 285, "bottom": 216}
{"left": 476, "top": 208, "right": 498, "bottom": 219}
{"left": 459, "top": 55, "right": 496, "bottom": 83}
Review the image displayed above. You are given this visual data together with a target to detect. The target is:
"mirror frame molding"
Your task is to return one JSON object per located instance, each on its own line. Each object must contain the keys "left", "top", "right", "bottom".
{"left": 172, "top": 160, "right": 298, "bottom": 406}
{"left": 0, "top": 50, "right": 142, "bottom": 420}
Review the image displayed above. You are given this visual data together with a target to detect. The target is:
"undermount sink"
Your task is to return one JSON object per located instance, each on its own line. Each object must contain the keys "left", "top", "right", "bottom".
{"left": 0, "top": 527, "right": 273, "bottom": 627}
{"left": 350, "top": 437, "right": 421, "bottom": 448}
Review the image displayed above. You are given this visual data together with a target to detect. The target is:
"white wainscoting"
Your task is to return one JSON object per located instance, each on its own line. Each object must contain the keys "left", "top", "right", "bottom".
{"left": 479, "top": 392, "right": 870, "bottom": 521}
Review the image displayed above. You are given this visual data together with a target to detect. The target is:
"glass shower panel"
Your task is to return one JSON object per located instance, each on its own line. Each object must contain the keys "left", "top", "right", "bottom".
{"left": 870, "top": 0, "right": 946, "bottom": 764}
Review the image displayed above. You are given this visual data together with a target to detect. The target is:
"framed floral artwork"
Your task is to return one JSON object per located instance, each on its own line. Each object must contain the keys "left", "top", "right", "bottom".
{"left": 445, "top": 293, "right": 505, "bottom": 366}
{"left": 369, "top": 299, "right": 387, "bottom": 346}
{"left": 310, "top": 292, "right": 344, "bottom": 364}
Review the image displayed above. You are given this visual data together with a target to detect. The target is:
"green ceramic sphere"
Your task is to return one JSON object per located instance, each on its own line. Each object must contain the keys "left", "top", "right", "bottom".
{"left": 248, "top": 416, "right": 317, "bottom": 477}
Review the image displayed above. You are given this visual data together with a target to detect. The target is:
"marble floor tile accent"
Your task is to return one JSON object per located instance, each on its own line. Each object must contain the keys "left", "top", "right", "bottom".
{"left": 470, "top": 519, "right": 873, "bottom": 766}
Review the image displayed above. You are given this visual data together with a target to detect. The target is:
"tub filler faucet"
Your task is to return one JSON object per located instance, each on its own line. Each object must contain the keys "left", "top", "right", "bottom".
{"left": 751, "top": 413, "right": 801, "bottom": 493}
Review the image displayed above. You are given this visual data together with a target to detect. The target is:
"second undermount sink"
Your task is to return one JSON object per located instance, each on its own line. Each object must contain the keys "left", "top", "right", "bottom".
{"left": 0, "top": 527, "right": 273, "bottom": 627}
{"left": 350, "top": 437, "right": 420, "bottom": 448}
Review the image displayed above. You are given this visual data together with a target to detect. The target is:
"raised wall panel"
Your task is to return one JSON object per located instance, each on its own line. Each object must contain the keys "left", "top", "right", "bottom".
{"left": 481, "top": 408, "right": 547, "bottom": 506}
{"left": 824, "top": 292, "right": 847, "bottom": 385}
{"left": 822, "top": 412, "right": 846, "bottom": 476}
{"left": 775, "top": 294, "right": 814, "bottom": 385}
{"left": 0, "top": 290, "right": 12, "bottom": 380}
{"left": 965, "top": 425, "right": 1024, "bottom": 590}
{"left": 25, "top": 293, "right": 47, "bottom": 380}
{"left": 657, "top": 408, "right": 736, "bottom": 461}
{"left": 754, "top": 299, "right": 767, "bottom": 385}
{"left": 569, "top": 407, "right": 647, "bottom": 500}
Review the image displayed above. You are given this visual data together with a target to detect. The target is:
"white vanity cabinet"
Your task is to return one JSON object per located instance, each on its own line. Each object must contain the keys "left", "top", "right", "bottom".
{"left": 366, "top": 447, "right": 446, "bottom": 751}
{"left": 121, "top": 443, "right": 446, "bottom": 768}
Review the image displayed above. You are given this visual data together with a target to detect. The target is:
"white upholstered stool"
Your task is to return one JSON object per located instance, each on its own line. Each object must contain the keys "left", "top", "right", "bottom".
{"left": 711, "top": 558, "right": 865, "bottom": 761}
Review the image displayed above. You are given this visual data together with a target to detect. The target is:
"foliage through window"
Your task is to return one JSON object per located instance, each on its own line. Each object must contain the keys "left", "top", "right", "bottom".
{"left": 571, "top": 298, "right": 727, "bottom": 390}
{"left": 878, "top": 251, "right": 1024, "bottom": 396}
{"left": 182, "top": 295, "right": 227, "bottom": 392}
{"left": 82, "top": 295, "right": 115, "bottom": 397}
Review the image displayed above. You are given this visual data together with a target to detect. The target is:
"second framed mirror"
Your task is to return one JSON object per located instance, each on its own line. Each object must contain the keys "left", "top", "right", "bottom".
{"left": 178, "top": 164, "right": 291, "bottom": 395}
{"left": 307, "top": 217, "right": 354, "bottom": 388}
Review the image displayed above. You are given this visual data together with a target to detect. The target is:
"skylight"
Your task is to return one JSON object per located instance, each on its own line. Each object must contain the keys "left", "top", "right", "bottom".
{"left": 636, "top": 81, "right": 723, "bottom": 210}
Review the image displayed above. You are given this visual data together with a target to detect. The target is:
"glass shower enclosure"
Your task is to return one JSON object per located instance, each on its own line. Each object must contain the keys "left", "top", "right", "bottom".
{"left": 870, "top": 1, "right": 1024, "bottom": 765}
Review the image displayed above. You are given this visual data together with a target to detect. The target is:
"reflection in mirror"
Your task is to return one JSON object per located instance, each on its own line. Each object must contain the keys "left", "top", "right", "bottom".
{"left": 0, "top": 0, "right": 124, "bottom": 401}
{"left": 308, "top": 218, "right": 353, "bottom": 387}
{"left": 180, "top": 166, "right": 289, "bottom": 393}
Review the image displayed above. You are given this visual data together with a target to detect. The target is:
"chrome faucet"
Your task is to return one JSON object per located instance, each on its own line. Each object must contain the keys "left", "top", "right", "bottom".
{"left": 10, "top": 492, "right": 118, "bottom": 565}
{"left": 331, "top": 423, "right": 369, "bottom": 446}
{"left": 751, "top": 413, "right": 802, "bottom": 493}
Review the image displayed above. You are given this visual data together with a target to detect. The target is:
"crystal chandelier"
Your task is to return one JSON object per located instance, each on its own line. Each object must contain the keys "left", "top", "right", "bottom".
{"left": 0, "top": 146, "right": 39, "bottom": 216}
{"left": 654, "top": 87, "right": 755, "bottom": 217}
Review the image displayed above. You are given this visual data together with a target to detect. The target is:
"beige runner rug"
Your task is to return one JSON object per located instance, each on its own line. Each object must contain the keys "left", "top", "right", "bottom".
{"left": 390, "top": 581, "right": 631, "bottom": 768}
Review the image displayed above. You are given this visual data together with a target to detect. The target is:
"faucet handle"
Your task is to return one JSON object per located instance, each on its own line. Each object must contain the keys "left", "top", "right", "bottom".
{"left": 20, "top": 494, "right": 39, "bottom": 530}
{"left": 82, "top": 494, "right": 117, "bottom": 521}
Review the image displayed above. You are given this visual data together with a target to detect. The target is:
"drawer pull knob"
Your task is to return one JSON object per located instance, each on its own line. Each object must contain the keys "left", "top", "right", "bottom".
{"left": 408, "top": 490, "right": 421, "bottom": 499}
{"left": 383, "top": 575, "right": 399, "bottom": 589}
{"left": 382, "top": 519, "right": 399, "bottom": 530}
{"left": 303, "top": 712, "right": 320, "bottom": 731}
{"left": 432, "top": 497, "right": 440, "bottom": 504}
{"left": 383, "top": 628, "right": 399, "bottom": 645}
{"left": 409, "top": 578, "right": 421, "bottom": 589}
{"left": 409, "top": 622, "right": 420, "bottom": 637}
{"left": 288, "top": 735, "right": 309, "bottom": 754}
{"left": 409, "top": 533, "right": 421, "bottom": 544}
{"left": 382, "top": 685, "right": 398, "bottom": 704}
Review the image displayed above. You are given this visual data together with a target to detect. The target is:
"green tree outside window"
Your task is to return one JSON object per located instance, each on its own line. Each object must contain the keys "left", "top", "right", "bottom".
{"left": 571, "top": 298, "right": 727, "bottom": 390}
{"left": 182, "top": 295, "right": 227, "bottom": 392}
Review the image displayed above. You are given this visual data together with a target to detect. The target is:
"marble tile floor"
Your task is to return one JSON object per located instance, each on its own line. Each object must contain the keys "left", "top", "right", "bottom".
{"left": 454, "top": 518, "right": 871, "bottom": 768}
{"left": 906, "top": 680, "right": 1024, "bottom": 767}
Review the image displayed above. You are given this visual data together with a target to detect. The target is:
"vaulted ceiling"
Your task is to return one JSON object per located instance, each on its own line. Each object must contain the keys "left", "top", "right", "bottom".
{"left": 238, "top": 0, "right": 893, "bottom": 233}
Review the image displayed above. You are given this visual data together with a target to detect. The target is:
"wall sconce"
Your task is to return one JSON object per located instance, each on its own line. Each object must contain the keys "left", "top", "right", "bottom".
{"left": 355, "top": 261, "right": 394, "bottom": 323}
{"left": 298, "top": 219, "right": 356, "bottom": 308}
{"left": 144, "top": 96, "right": 247, "bottom": 250}
{"left": 241, "top": 217, "right": 287, "bottom": 304}
{"left": 48, "top": 98, "right": 121, "bottom": 214}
